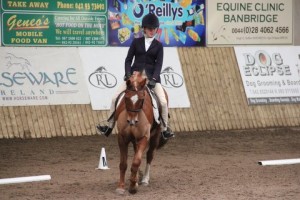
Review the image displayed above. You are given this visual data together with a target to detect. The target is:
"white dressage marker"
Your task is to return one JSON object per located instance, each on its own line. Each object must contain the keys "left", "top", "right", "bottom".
{"left": 258, "top": 158, "right": 300, "bottom": 166}
{"left": 0, "top": 175, "right": 51, "bottom": 185}
{"left": 96, "top": 147, "right": 109, "bottom": 170}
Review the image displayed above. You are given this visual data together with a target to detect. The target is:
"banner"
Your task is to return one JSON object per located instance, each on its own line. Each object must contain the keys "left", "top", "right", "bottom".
{"left": 79, "top": 47, "right": 190, "bottom": 110}
{"left": 207, "top": 0, "right": 293, "bottom": 45}
{"left": 0, "top": 47, "right": 90, "bottom": 106}
{"left": 2, "top": 13, "right": 107, "bottom": 46}
{"left": 1, "top": 0, "right": 107, "bottom": 46}
{"left": 2, "top": 0, "right": 106, "bottom": 13}
{"left": 295, "top": 1, "right": 300, "bottom": 45}
{"left": 108, "top": 0, "right": 205, "bottom": 47}
{"left": 235, "top": 46, "right": 300, "bottom": 105}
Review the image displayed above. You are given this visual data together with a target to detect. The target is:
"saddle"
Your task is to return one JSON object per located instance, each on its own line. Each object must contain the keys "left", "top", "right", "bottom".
{"left": 107, "top": 87, "right": 163, "bottom": 125}
{"left": 146, "top": 87, "right": 161, "bottom": 124}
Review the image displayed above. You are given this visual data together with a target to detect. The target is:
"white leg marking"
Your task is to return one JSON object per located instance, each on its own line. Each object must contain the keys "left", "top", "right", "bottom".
{"left": 141, "top": 164, "right": 150, "bottom": 185}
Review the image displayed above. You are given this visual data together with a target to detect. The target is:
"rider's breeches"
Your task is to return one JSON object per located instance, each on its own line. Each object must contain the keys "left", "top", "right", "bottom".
{"left": 108, "top": 81, "right": 127, "bottom": 128}
{"left": 107, "top": 81, "right": 168, "bottom": 131}
{"left": 153, "top": 83, "right": 168, "bottom": 131}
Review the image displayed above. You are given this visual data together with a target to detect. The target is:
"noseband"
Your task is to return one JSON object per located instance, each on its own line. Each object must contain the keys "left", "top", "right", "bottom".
{"left": 124, "top": 87, "right": 145, "bottom": 113}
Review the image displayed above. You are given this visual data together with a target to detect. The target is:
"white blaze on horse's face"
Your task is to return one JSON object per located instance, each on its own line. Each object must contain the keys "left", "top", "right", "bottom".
{"left": 130, "top": 94, "right": 138, "bottom": 105}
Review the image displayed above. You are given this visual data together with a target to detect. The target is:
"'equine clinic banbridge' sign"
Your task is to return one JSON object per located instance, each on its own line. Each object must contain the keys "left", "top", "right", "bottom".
{"left": 207, "top": 0, "right": 293, "bottom": 45}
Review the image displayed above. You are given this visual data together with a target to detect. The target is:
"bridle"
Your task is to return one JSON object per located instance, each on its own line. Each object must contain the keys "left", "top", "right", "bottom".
{"left": 122, "top": 71, "right": 149, "bottom": 127}
{"left": 124, "top": 86, "right": 146, "bottom": 113}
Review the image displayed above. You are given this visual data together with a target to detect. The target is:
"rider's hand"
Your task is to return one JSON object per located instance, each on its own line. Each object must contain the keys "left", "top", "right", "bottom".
{"left": 148, "top": 78, "right": 156, "bottom": 89}
{"left": 124, "top": 72, "right": 131, "bottom": 81}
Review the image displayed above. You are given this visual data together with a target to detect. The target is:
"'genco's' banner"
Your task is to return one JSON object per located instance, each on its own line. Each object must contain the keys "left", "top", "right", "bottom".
{"left": 2, "top": 0, "right": 106, "bottom": 12}
{"left": 0, "top": 47, "right": 90, "bottom": 106}
{"left": 108, "top": 0, "right": 205, "bottom": 47}
{"left": 207, "top": 0, "right": 293, "bottom": 45}
{"left": 235, "top": 46, "right": 300, "bottom": 105}
{"left": 79, "top": 47, "right": 190, "bottom": 110}
{"left": 1, "top": 0, "right": 107, "bottom": 46}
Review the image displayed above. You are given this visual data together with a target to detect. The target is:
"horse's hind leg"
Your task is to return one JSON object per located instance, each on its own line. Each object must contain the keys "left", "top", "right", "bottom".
{"left": 116, "top": 136, "right": 129, "bottom": 195}
{"left": 129, "top": 136, "right": 148, "bottom": 194}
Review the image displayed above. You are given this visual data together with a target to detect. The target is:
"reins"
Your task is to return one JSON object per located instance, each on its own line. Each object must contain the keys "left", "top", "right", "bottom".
{"left": 125, "top": 86, "right": 146, "bottom": 113}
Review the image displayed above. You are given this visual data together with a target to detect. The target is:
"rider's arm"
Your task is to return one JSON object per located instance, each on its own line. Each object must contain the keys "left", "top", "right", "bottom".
{"left": 152, "top": 43, "right": 163, "bottom": 81}
{"left": 125, "top": 38, "right": 137, "bottom": 75}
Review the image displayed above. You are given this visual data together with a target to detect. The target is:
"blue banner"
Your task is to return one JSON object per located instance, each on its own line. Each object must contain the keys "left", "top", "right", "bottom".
{"left": 108, "top": 0, "right": 205, "bottom": 47}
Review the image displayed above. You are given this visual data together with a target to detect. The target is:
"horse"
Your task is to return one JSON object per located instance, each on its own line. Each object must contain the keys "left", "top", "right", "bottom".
{"left": 114, "top": 71, "right": 168, "bottom": 194}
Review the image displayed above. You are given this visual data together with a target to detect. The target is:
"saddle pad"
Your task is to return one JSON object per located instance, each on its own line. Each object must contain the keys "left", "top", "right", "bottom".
{"left": 148, "top": 91, "right": 160, "bottom": 124}
{"left": 116, "top": 93, "right": 125, "bottom": 109}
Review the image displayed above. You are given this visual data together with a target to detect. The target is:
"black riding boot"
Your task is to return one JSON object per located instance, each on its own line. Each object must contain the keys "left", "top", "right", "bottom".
{"left": 96, "top": 125, "right": 112, "bottom": 137}
{"left": 161, "top": 129, "right": 175, "bottom": 140}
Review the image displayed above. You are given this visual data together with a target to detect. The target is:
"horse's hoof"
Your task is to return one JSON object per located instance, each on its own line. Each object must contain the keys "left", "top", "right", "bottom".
{"left": 140, "top": 181, "right": 149, "bottom": 186}
{"left": 129, "top": 182, "right": 138, "bottom": 194}
{"left": 140, "top": 177, "right": 149, "bottom": 186}
{"left": 128, "top": 188, "right": 137, "bottom": 194}
{"left": 115, "top": 188, "right": 126, "bottom": 195}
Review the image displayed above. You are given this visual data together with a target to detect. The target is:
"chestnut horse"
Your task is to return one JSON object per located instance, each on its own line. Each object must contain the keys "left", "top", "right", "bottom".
{"left": 114, "top": 71, "right": 167, "bottom": 194}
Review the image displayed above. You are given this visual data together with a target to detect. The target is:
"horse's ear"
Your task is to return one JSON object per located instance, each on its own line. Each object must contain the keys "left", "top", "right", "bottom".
{"left": 141, "top": 78, "right": 147, "bottom": 88}
{"left": 126, "top": 79, "right": 131, "bottom": 87}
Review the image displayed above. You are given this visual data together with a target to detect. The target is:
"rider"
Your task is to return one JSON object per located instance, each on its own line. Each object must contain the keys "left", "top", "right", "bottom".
{"left": 97, "top": 13, "right": 175, "bottom": 140}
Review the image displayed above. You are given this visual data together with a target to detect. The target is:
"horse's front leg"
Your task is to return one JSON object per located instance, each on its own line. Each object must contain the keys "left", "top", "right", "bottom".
{"left": 141, "top": 128, "right": 160, "bottom": 185}
{"left": 129, "top": 136, "right": 148, "bottom": 194}
{"left": 116, "top": 135, "right": 129, "bottom": 195}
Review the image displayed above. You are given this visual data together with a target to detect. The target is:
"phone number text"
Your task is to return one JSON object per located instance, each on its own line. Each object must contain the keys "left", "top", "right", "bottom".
{"left": 232, "top": 27, "right": 289, "bottom": 34}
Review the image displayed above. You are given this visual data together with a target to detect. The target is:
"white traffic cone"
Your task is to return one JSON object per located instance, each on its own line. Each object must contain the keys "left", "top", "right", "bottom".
{"left": 96, "top": 147, "right": 109, "bottom": 170}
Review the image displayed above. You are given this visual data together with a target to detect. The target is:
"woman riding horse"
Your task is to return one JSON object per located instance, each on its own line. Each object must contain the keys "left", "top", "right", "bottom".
{"left": 97, "top": 13, "right": 174, "bottom": 140}
{"left": 114, "top": 71, "right": 168, "bottom": 194}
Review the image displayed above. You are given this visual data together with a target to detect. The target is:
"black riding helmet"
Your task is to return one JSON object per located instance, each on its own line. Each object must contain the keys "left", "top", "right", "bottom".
{"left": 142, "top": 13, "right": 159, "bottom": 28}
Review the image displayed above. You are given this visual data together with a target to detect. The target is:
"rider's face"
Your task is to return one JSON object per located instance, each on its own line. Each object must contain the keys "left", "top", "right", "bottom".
{"left": 144, "top": 27, "right": 157, "bottom": 38}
